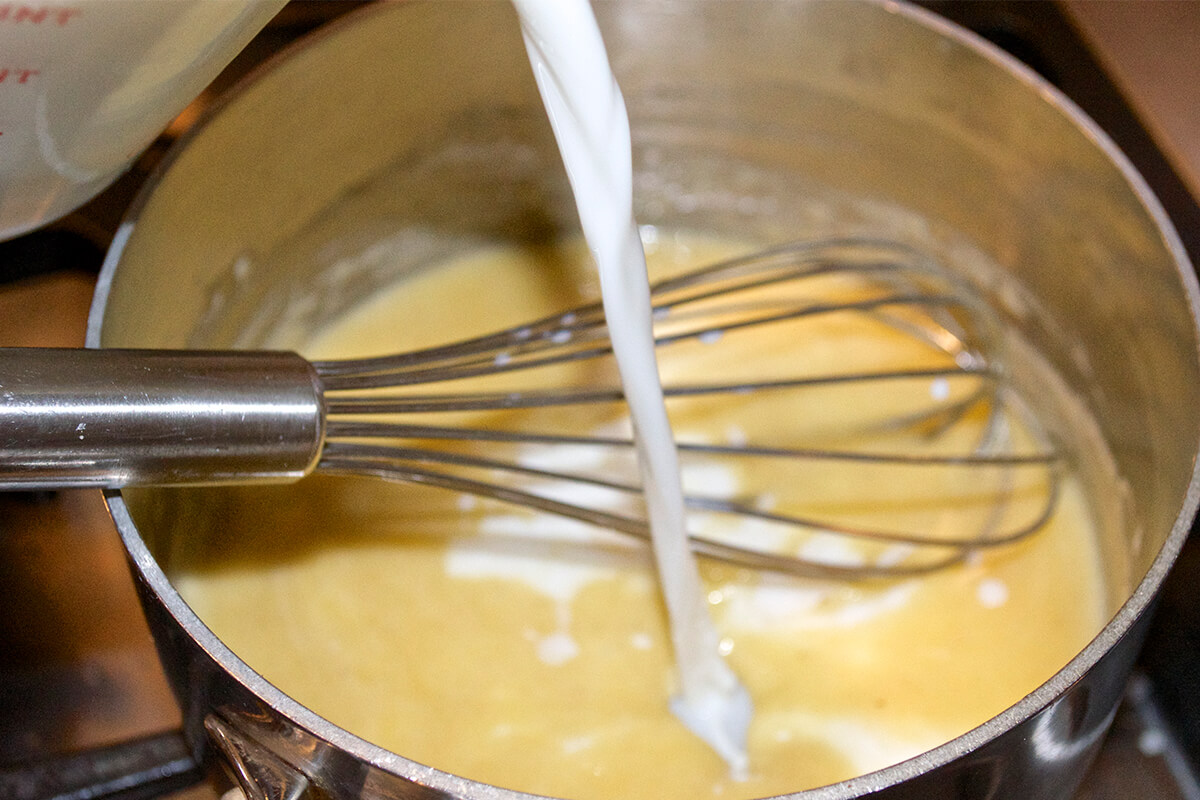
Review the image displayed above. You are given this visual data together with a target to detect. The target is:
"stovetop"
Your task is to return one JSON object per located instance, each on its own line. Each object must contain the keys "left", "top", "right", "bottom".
{"left": 2, "top": 3, "right": 1199, "bottom": 798}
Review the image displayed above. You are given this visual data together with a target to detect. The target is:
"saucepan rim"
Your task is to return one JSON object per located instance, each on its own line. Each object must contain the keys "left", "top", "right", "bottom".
{"left": 90, "top": 1, "right": 1200, "bottom": 797}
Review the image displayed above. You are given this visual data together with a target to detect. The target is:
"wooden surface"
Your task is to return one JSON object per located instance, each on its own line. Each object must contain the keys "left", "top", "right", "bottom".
{"left": 1067, "top": 0, "right": 1200, "bottom": 199}
{"left": 0, "top": 272, "right": 223, "bottom": 798}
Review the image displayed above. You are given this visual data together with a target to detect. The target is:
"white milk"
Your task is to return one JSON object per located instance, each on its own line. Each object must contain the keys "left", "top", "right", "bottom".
{"left": 510, "top": 0, "right": 752, "bottom": 776}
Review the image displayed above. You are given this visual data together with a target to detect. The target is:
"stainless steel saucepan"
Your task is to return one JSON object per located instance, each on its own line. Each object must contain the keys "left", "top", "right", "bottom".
{"left": 80, "top": 1, "right": 1200, "bottom": 798}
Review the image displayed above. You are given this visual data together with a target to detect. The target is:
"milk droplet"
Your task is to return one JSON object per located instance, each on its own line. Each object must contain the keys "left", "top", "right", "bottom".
{"left": 538, "top": 632, "right": 580, "bottom": 665}
{"left": 977, "top": 577, "right": 1009, "bottom": 608}
{"left": 725, "top": 426, "right": 747, "bottom": 447}
{"left": 562, "top": 735, "right": 595, "bottom": 754}
{"left": 1138, "top": 727, "right": 1167, "bottom": 756}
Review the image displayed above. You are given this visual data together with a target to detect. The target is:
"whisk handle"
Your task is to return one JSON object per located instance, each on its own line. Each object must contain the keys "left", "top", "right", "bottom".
{"left": 0, "top": 348, "right": 324, "bottom": 490}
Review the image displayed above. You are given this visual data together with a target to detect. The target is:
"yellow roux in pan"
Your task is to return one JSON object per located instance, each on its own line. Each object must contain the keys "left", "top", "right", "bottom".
{"left": 169, "top": 235, "right": 1114, "bottom": 800}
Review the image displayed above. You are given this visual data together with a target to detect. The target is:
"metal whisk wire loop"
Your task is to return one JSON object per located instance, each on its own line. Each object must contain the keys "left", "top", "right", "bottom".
{"left": 314, "top": 238, "right": 1061, "bottom": 579}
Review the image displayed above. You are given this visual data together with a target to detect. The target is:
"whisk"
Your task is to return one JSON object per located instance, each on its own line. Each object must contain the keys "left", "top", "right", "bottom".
{"left": 0, "top": 238, "right": 1060, "bottom": 579}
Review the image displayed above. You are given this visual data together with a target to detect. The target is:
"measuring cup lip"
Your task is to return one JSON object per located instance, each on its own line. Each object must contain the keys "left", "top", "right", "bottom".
{"left": 90, "top": 0, "right": 1200, "bottom": 797}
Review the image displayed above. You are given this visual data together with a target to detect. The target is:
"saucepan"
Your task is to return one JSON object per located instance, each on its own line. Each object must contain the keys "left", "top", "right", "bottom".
{"left": 84, "top": 1, "right": 1200, "bottom": 798}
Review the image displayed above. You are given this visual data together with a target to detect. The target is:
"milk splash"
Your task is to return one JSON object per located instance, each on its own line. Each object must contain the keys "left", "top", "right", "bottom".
{"left": 510, "top": 0, "right": 753, "bottom": 776}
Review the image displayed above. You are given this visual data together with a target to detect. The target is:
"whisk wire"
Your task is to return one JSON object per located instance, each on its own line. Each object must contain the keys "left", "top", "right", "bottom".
{"left": 292, "top": 239, "right": 1064, "bottom": 579}
{"left": 318, "top": 451, "right": 972, "bottom": 579}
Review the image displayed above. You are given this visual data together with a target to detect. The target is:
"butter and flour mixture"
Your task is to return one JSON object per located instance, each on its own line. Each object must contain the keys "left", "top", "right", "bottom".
{"left": 169, "top": 234, "right": 1112, "bottom": 800}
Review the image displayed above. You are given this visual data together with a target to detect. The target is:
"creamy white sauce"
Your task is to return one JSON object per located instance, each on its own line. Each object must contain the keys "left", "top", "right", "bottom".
{"left": 511, "top": 0, "right": 752, "bottom": 776}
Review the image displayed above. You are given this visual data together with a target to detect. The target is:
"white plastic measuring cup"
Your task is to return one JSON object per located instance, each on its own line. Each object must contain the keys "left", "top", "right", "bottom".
{"left": 0, "top": 0, "right": 286, "bottom": 241}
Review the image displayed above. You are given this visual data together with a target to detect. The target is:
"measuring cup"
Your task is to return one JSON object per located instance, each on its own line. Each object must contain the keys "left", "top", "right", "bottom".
{"left": 0, "top": 0, "right": 285, "bottom": 241}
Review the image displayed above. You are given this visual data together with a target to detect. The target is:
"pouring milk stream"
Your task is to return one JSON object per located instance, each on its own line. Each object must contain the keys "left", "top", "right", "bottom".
{"left": 511, "top": 0, "right": 753, "bottom": 775}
